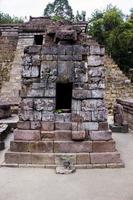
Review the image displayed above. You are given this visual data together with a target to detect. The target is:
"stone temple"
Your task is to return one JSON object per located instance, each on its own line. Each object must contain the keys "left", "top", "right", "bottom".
{"left": 5, "top": 17, "right": 124, "bottom": 169}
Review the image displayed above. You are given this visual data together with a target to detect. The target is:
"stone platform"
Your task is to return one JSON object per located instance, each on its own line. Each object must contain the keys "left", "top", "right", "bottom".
{"left": 109, "top": 124, "right": 128, "bottom": 133}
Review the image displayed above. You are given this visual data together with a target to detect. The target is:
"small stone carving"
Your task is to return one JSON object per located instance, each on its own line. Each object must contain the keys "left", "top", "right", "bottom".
{"left": 113, "top": 103, "right": 124, "bottom": 126}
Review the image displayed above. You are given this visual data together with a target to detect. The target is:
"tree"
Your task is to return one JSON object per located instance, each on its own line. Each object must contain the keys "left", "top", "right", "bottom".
{"left": 44, "top": 0, "right": 74, "bottom": 20}
{"left": 0, "top": 11, "right": 23, "bottom": 24}
{"left": 88, "top": 5, "right": 133, "bottom": 74}
{"left": 103, "top": 5, "right": 123, "bottom": 31}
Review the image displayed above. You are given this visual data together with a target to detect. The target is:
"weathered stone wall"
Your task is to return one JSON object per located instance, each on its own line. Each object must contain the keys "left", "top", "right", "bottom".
{"left": 117, "top": 98, "right": 133, "bottom": 130}
{"left": 0, "top": 25, "right": 18, "bottom": 90}
{"left": 105, "top": 56, "right": 133, "bottom": 114}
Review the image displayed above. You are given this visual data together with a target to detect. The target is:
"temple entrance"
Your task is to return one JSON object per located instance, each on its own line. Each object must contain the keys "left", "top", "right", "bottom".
{"left": 56, "top": 82, "right": 72, "bottom": 112}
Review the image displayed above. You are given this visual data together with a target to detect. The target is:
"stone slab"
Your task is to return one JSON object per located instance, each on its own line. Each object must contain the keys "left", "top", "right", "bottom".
{"left": 14, "top": 129, "right": 41, "bottom": 141}
{"left": 90, "top": 152, "right": 122, "bottom": 164}
{"left": 54, "top": 141, "right": 92, "bottom": 153}
{"left": 89, "top": 130, "right": 112, "bottom": 141}
{"left": 92, "top": 140, "right": 116, "bottom": 152}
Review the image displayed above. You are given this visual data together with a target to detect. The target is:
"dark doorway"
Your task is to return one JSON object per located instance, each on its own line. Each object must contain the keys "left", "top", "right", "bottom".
{"left": 56, "top": 83, "right": 72, "bottom": 112}
{"left": 34, "top": 35, "right": 43, "bottom": 45}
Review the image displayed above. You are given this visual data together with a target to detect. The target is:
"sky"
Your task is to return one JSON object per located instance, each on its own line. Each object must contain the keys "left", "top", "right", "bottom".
{"left": 0, "top": 0, "right": 132, "bottom": 20}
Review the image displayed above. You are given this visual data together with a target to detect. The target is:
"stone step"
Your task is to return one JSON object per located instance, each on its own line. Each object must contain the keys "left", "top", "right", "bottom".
{"left": 5, "top": 151, "right": 123, "bottom": 168}
{"left": 55, "top": 122, "right": 72, "bottom": 130}
{"left": 41, "top": 130, "right": 72, "bottom": 141}
{"left": 10, "top": 139, "right": 116, "bottom": 153}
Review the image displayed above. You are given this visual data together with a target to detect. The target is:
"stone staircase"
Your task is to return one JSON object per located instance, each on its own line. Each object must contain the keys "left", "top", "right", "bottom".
{"left": 0, "top": 36, "right": 18, "bottom": 90}
{"left": 5, "top": 120, "right": 122, "bottom": 169}
{"left": 104, "top": 55, "right": 133, "bottom": 114}
{"left": 0, "top": 35, "right": 33, "bottom": 104}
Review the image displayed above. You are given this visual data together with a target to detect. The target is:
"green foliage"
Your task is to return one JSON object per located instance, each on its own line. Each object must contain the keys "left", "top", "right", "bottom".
{"left": 0, "top": 11, "right": 24, "bottom": 24}
{"left": 89, "top": 5, "right": 133, "bottom": 73}
{"left": 44, "top": 0, "right": 74, "bottom": 20}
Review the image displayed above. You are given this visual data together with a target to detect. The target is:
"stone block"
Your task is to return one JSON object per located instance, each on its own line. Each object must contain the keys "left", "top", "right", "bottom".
{"left": 54, "top": 141, "right": 92, "bottom": 153}
{"left": 41, "top": 131, "right": 55, "bottom": 140}
{"left": 57, "top": 61, "right": 74, "bottom": 81}
{"left": 73, "top": 45, "right": 83, "bottom": 55}
{"left": 34, "top": 98, "right": 44, "bottom": 111}
{"left": 33, "top": 111, "right": 42, "bottom": 121}
{"left": 31, "top": 153, "right": 55, "bottom": 164}
{"left": 41, "top": 55, "right": 57, "bottom": 61}
{"left": 55, "top": 30, "right": 77, "bottom": 42}
{"left": 55, "top": 122, "right": 72, "bottom": 130}
{"left": 99, "top": 122, "right": 109, "bottom": 131}
{"left": 58, "top": 55, "right": 72, "bottom": 61}
{"left": 31, "top": 121, "right": 41, "bottom": 130}
{"left": 72, "top": 122, "right": 78, "bottom": 131}
{"left": 76, "top": 153, "right": 90, "bottom": 164}
{"left": 44, "top": 99, "right": 55, "bottom": 111}
{"left": 91, "top": 90, "right": 104, "bottom": 98}
{"left": 45, "top": 89, "right": 56, "bottom": 97}
{"left": 31, "top": 66, "right": 40, "bottom": 78}
{"left": 88, "top": 67, "right": 105, "bottom": 77}
{"left": 92, "top": 109, "right": 108, "bottom": 122}
{"left": 55, "top": 153, "right": 76, "bottom": 165}
{"left": 42, "top": 111, "right": 55, "bottom": 121}
{"left": 27, "top": 89, "right": 44, "bottom": 97}
{"left": 65, "top": 45, "right": 73, "bottom": 55}
{"left": 55, "top": 113, "right": 71, "bottom": 122}
{"left": 29, "top": 141, "right": 54, "bottom": 153}
{"left": 21, "top": 98, "right": 33, "bottom": 110}
{"left": 72, "top": 131, "right": 86, "bottom": 141}
{"left": 17, "top": 121, "right": 30, "bottom": 130}
{"left": 82, "top": 122, "right": 99, "bottom": 131}
{"left": 10, "top": 141, "right": 30, "bottom": 152}
{"left": 72, "top": 100, "right": 81, "bottom": 111}
{"left": 5, "top": 151, "right": 19, "bottom": 164}
{"left": 54, "top": 130, "right": 72, "bottom": 141}
{"left": 82, "top": 99, "right": 105, "bottom": 111}
{"left": 22, "top": 66, "right": 31, "bottom": 78}
{"left": 87, "top": 55, "right": 104, "bottom": 66}
{"left": 73, "top": 89, "right": 91, "bottom": 99}
{"left": 19, "top": 152, "right": 32, "bottom": 164}
{"left": 80, "top": 111, "right": 92, "bottom": 121}
{"left": 92, "top": 140, "right": 116, "bottom": 152}
{"left": 90, "top": 45, "right": 101, "bottom": 55}
{"left": 24, "top": 45, "right": 41, "bottom": 54}
{"left": 72, "top": 55, "right": 82, "bottom": 61}
{"left": 89, "top": 130, "right": 112, "bottom": 141}
{"left": 14, "top": 129, "right": 41, "bottom": 141}
{"left": 32, "top": 55, "right": 41, "bottom": 65}
{"left": 90, "top": 152, "right": 122, "bottom": 164}
{"left": 41, "top": 122, "right": 54, "bottom": 131}
{"left": 58, "top": 45, "right": 66, "bottom": 55}
{"left": 41, "top": 46, "right": 58, "bottom": 55}
{"left": 22, "top": 55, "right": 32, "bottom": 66}
{"left": 71, "top": 113, "right": 84, "bottom": 122}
